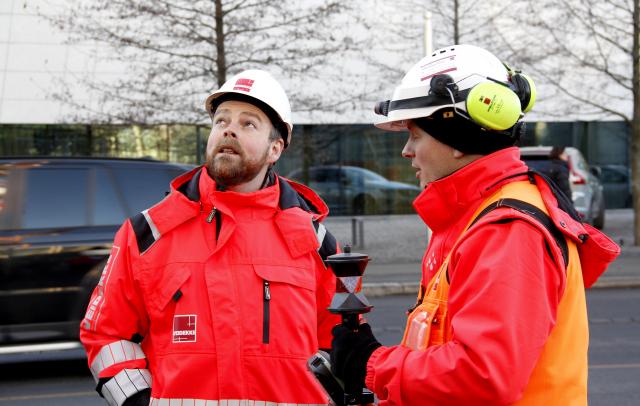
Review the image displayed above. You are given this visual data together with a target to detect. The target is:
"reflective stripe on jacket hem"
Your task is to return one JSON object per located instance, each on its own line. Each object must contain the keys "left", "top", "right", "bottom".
{"left": 150, "top": 399, "right": 327, "bottom": 406}
{"left": 103, "top": 368, "right": 152, "bottom": 406}
{"left": 90, "top": 340, "right": 146, "bottom": 380}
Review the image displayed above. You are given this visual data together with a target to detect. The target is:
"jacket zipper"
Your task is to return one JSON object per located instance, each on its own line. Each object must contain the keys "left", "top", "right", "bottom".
{"left": 263, "top": 280, "right": 271, "bottom": 344}
{"left": 206, "top": 207, "right": 217, "bottom": 223}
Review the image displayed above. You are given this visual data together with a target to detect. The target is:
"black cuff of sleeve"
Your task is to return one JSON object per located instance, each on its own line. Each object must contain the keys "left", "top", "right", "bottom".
{"left": 122, "top": 388, "right": 151, "bottom": 406}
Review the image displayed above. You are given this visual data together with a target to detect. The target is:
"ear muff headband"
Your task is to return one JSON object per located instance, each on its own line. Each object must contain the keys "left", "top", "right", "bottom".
{"left": 466, "top": 81, "right": 523, "bottom": 131}
{"left": 511, "top": 73, "right": 536, "bottom": 113}
{"left": 503, "top": 62, "right": 536, "bottom": 113}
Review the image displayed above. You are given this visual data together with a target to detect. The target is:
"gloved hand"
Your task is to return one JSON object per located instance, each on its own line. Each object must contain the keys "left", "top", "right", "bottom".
{"left": 330, "top": 323, "right": 381, "bottom": 395}
{"left": 122, "top": 388, "right": 151, "bottom": 406}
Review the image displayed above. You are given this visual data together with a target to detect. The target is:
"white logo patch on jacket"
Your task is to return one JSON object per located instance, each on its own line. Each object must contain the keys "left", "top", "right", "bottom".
{"left": 173, "top": 314, "right": 197, "bottom": 343}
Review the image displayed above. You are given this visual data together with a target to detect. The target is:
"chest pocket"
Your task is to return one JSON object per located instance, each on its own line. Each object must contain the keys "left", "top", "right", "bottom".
{"left": 141, "top": 263, "right": 214, "bottom": 352}
{"left": 252, "top": 264, "right": 317, "bottom": 353}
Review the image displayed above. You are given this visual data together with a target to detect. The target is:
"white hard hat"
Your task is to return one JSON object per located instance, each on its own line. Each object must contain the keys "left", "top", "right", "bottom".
{"left": 374, "top": 44, "right": 535, "bottom": 132}
{"left": 205, "top": 69, "right": 293, "bottom": 147}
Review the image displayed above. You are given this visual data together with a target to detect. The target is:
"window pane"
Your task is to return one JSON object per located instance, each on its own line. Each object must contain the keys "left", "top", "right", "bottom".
{"left": 112, "top": 167, "right": 183, "bottom": 214}
{"left": 94, "top": 168, "right": 128, "bottom": 226}
{"left": 23, "top": 168, "right": 88, "bottom": 229}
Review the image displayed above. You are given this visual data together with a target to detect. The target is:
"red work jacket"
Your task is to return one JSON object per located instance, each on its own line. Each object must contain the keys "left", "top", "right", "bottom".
{"left": 365, "top": 148, "right": 619, "bottom": 405}
{"left": 80, "top": 167, "right": 340, "bottom": 405}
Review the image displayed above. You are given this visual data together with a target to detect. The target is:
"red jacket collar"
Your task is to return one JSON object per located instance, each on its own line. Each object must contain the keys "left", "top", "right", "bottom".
{"left": 413, "top": 147, "right": 528, "bottom": 232}
{"left": 169, "top": 166, "right": 329, "bottom": 219}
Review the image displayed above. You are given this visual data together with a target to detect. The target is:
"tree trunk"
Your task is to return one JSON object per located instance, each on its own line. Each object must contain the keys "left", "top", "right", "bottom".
{"left": 214, "top": 0, "right": 226, "bottom": 87}
{"left": 453, "top": 0, "right": 460, "bottom": 44}
{"left": 633, "top": 0, "right": 640, "bottom": 245}
{"left": 133, "top": 125, "right": 144, "bottom": 156}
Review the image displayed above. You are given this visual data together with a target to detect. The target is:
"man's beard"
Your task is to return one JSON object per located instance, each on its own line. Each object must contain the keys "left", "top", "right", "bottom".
{"left": 206, "top": 138, "right": 270, "bottom": 188}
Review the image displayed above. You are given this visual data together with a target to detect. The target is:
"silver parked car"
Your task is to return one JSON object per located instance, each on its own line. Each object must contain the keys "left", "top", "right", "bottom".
{"left": 286, "top": 165, "right": 421, "bottom": 215}
{"left": 520, "top": 146, "right": 606, "bottom": 229}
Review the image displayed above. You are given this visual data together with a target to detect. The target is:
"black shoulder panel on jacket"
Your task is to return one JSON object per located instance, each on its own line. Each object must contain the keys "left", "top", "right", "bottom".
{"left": 130, "top": 212, "right": 157, "bottom": 255}
{"left": 177, "top": 169, "right": 201, "bottom": 202}
{"left": 278, "top": 176, "right": 319, "bottom": 214}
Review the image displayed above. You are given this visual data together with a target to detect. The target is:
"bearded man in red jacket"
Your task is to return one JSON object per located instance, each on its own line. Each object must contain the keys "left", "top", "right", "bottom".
{"left": 80, "top": 69, "right": 341, "bottom": 406}
{"left": 330, "top": 45, "right": 619, "bottom": 406}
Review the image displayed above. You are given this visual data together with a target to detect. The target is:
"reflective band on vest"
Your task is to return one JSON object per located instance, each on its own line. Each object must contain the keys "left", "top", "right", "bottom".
{"left": 103, "top": 368, "right": 152, "bottom": 406}
{"left": 150, "top": 399, "right": 327, "bottom": 406}
{"left": 90, "top": 340, "right": 146, "bottom": 380}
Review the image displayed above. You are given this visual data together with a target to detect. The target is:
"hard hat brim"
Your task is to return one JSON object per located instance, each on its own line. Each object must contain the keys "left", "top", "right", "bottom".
{"left": 374, "top": 102, "right": 465, "bottom": 132}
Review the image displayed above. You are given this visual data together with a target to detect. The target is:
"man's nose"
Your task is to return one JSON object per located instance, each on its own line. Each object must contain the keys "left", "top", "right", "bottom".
{"left": 401, "top": 143, "right": 414, "bottom": 158}
{"left": 223, "top": 123, "right": 238, "bottom": 138}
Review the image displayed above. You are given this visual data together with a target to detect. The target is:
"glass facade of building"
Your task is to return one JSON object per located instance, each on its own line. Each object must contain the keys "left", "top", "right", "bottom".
{"left": 0, "top": 120, "right": 631, "bottom": 213}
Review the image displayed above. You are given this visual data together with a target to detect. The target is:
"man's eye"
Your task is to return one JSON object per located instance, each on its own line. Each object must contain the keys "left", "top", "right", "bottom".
{"left": 214, "top": 118, "right": 226, "bottom": 125}
{"left": 245, "top": 121, "right": 256, "bottom": 128}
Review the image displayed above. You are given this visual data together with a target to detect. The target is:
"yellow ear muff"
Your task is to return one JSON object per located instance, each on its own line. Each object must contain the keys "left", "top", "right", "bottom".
{"left": 466, "top": 81, "right": 522, "bottom": 131}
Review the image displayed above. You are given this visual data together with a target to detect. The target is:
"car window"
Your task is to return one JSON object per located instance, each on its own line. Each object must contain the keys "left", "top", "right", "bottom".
{"left": 311, "top": 168, "right": 339, "bottom": 183}
{"left": 600, "top": 168, "right": 627, "bottom": 183}
{"left": 93, "top": 167, "right": 128, "bottom": 226}
{"left": 23, "top": 168, "right": 89, "bottom": 229}
{"left": 359, "top": 168, "right": 386, "bottom": 182}
{"left": 567, "top": 150, "right": 589, "bottom": 172}
{"left": 112, "top": 167, "right": 183, "bottom": 214}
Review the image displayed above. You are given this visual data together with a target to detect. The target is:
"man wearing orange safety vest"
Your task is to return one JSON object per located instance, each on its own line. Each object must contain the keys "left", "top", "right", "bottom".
{"left": 330, "top": 44, "right": 620, "bottom": 405}
{"left": 80, "top": 69, "right": 341, "bottom": 405}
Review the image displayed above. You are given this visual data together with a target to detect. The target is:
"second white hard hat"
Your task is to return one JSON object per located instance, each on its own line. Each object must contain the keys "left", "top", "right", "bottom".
{"left": 374, "top": 44, "right": 535, "bottom": 132}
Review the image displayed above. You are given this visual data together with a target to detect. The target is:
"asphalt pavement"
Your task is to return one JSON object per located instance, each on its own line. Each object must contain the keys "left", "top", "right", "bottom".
{"left": 323, "top": 209, "right": 640, "bottom": 297}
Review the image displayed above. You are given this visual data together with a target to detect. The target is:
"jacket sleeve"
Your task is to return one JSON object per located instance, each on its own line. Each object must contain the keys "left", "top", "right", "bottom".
{"left": 365, "top": 220, "right": 565, "bottom": 405}
{"left": 80, "top": 221, "right": 151, "bottom": 406}
{"left": 314, "top": 222, "right": 341, "bottom": 350}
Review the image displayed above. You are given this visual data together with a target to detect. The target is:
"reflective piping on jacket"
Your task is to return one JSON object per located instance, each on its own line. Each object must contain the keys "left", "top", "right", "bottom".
{"left": 142, "top": 209, "right": 161, "bottom": 241}
{"left": 150, "top": 399, "right": 327, "bottom": 406}
{"left": 102, "top": 368, "right": 152, "bottom": 406}
{"left": 315, "top": 223, "right": 327, "bottom": 245}
{"left": 90, "top": 340, "right": 146, "bottom": 380}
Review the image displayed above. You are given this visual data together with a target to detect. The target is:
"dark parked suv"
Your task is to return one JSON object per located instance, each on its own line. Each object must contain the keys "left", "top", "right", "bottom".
{"left": 0, "top": 157, "right": 192, "bottom": 352}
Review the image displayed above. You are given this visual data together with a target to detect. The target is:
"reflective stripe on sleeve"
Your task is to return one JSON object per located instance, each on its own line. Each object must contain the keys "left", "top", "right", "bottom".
{"left": 150, "top": 399, "right": 327, "bottom": 406}
{"left": 102, "top": 368, "right": 152, "bottom": 406}
{"left": 315, "top": 223, "right": 327, "bottom": 245}
{"left": 90, "top": 340, "right": 146, "bottom": 380}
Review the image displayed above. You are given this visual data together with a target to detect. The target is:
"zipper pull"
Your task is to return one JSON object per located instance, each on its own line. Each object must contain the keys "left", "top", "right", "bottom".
{"left": 206, "top": 207, "right": 217, "bottom": 223}
{"left": 264, "top": 281, "right": 271, "bottom": 301}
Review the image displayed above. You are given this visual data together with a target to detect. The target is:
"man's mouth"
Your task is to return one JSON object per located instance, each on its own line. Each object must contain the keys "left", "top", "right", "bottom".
{"left": 217, "top": 146, "right": 239, "bottom": 155}
{"left": 412, "top": 164, "right": 420, "bottom": 178}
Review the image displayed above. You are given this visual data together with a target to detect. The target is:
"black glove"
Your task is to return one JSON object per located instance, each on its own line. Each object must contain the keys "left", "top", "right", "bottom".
{"left": 331, "top": 322, "right": 381, "bottom": 395}
{"left": 122, "top": 388, "right": 151, "bottom": 406}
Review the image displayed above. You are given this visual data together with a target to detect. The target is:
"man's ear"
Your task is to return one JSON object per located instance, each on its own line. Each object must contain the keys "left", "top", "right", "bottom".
{"left": 267, "top": 138, "right": 285, "bottom": 164}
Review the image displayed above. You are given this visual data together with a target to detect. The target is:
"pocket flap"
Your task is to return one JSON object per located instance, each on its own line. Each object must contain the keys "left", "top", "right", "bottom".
{"left": 149, "top": 268, "right": 191, "bottom": 312}
{"left": 253, "top": 264, "right": 315, "bottom": 291}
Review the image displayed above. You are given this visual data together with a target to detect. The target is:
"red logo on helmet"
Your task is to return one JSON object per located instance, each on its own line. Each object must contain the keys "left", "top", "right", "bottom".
{"left": 173, "top": 314, "right": 197, "bottom": 343}
{"left": 233, "top": 78, "right": 254, "bottom": 92}
{"left": 483, "top": 97, "right": 492, "bottom": 105}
